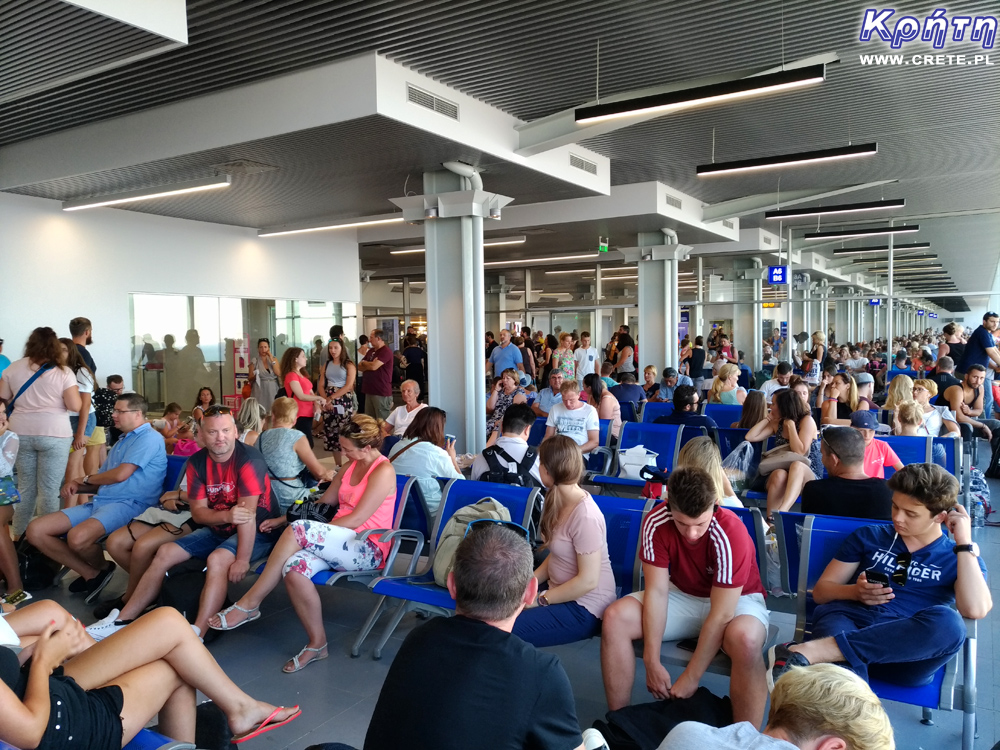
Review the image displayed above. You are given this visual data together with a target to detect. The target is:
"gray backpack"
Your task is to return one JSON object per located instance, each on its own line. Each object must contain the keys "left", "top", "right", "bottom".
{"left": 432, "top": 499, "right": 511, "bottom": 587}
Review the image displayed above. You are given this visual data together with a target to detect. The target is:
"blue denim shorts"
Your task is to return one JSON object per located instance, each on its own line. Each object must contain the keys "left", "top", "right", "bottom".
{"left": 174, "top": 526, "right": 275, "bottom": 561}
{"left": 61, "top": 498, "right": 151, "bottom": 535}
{"left": 69, "top": 412, "right": 97, "bottom": 437}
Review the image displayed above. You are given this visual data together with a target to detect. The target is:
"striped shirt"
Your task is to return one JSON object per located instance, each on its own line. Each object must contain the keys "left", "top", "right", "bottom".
{"left": 640, "top": 503, "right": 764, "bottom": 598}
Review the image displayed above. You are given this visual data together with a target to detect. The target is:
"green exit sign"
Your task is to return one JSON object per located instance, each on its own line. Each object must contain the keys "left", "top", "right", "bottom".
{"left": 598, "top": 237, "right": 608, "bottom": 253}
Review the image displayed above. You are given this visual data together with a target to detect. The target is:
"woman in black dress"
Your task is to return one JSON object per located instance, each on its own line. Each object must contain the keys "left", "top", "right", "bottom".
{"left": 0, "top": 601, "right": 299, "bottom": 749}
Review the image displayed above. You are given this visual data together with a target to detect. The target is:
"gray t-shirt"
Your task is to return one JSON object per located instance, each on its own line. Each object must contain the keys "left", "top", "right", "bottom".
{"left": 660, "top": 722, "right": 798, "bottom": 750}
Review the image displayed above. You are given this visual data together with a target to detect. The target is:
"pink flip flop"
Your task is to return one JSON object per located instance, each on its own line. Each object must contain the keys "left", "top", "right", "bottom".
{"left": 232, "top": 706, "right": 301, "bottom": 744}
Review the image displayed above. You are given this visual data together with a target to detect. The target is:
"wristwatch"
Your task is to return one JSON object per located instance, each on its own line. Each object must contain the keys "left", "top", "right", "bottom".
{"left": 82, "top": 475, "right": 90, "bottom": 485}
{"left": 953, "top": 542, "right": 981, "bottom": 557}
{"left": 537, "top": 593, "right": 550, "bottom": 607}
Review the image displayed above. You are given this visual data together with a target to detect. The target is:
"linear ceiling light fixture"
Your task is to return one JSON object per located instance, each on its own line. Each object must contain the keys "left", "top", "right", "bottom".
{"left": 575, "top": 64, "right": 826, "bottom": 124}
{"left": 484, "top": 253, "right": 600, "bottom": 268}
{"left": 62, "top": 176, "right": 232, "bottom": 211}
{"left": 857, "top": 254, "right": 937, "bottom": 263}
{"left": 831, "top": 242, "right": 930, "bottom": 255}
{"left": 389, "top": 236, "right": 527, "bottom": 254}
{"left": 259, "top": 216, "right": 405, "bottom": 237}
{"left": 764, "top": 198, "right": 905, "bottom": 220}
{"left": 697, "top": 142, "right": 877, "bottom": 177}
{"left": 802, "top": 224, "right": 918, "bottom": 241}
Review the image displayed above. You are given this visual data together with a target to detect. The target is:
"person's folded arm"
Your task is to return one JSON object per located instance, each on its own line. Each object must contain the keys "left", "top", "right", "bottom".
{"left": 539, "top": 550, "right": 601, "bottom": 605}
{"left": 812, "top": 559, "right": 864, "bottom": 605}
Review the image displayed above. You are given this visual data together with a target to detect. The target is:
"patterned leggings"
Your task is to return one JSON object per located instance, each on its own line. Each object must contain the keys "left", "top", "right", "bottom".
{"left": 282, "top": 520, "right": 383, "bottom": 579}
{"left": 322, "top": 396, "right": 357, "bottom": 452}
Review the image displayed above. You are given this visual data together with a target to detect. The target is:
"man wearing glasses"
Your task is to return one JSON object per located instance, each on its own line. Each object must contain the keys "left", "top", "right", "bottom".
{"left": 27, "top": 393, "right": 166, "bottom": 604}
{"left": 91, "top": 374, "right": 125, "bottom": 455}
{"left": 87, "top": 404, "right": 281, "bottom": 641}
{"left": 768, "top": 463, "right": 990, "bottom": 691}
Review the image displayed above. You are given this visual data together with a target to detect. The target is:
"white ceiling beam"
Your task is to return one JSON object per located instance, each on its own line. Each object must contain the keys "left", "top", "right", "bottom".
{"left": 514, "top": 52, "right": 840, "bottom": 157}
{"left": 702, "top": 180, "right": 896, "bottom": 222}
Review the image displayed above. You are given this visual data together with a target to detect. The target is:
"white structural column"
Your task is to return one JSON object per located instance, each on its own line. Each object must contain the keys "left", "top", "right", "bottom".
{"left": 394, "top": 171, "right": 511, "bottom": 454}
{"left": 752, "top": 258, "right": 763, "bottom": 370}
{"left": 627, "top": 232, "right": 690, "bottom": 373}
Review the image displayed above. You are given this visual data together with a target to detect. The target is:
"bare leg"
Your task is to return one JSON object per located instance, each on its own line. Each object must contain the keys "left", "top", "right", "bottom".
{"left": 118, "top": 542, "right": 191, "bottom": 621}
{"left": 64, "top": 608, "right": 297, "bottom": 738}
{"left": 124, "top": 525, "right": 189, "bottom": 602}
{"left": 600, "top": 596, "right": 644, "bottom": 710}
{"left": 283, "top": 571, "right": 328, "bottom": 670}
{"left": 207, "top": 525, "right": 303, "bottom": 629}
{"left": 193, "top": 548, "right": 236, "bottom": 636}
{"left": 790, "top": 636, "right": 844, "bottom": 664}
{"left": 765, "top": 469, "right": 788, "bottom": 519}
{"left": 0, "top": 506, "right": 22, "bottom": 591}
{"left": 723, "top": 615, "right": 767, "bottom": 727}
{"left": 109, "top": 660, "right": 192, "bottom": 744}
{"left": 26, "top": 513, "right": 106, "bottom": 580}
{"left": 83, "top": 443, "right": 102, "bottom": 476}
{"left": 66, "top": 518, "right": 111, "bottom": 573}
{"left": 777, "top": 462, "right": 812, "bottom": 513}
{"left": 105, "top": 524, "right": 139, "bottom": 573}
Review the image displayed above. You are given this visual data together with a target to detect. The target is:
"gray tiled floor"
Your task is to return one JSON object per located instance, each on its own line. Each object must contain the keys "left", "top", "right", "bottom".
{"left": 40, "top": 448, "right": 1000, "bottom": 750}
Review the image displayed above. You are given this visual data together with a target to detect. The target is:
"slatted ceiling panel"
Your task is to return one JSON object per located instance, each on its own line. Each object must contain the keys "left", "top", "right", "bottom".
{"left": 5, "top": 115, "right": 594, "bottom": 228}
{"left": 0, "top": 0, "right": 175, "bottom": 103}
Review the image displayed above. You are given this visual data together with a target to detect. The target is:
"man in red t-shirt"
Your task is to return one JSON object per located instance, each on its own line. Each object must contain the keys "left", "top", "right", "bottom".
{"left": 850, "top": 411, "right": 903, "bottom": 479}
{"left": 358, "top": 329, "right": 395, "bottom": 421}
{"left": 601, "top": 468, "right": 769, "bottom": 726}
{"left": 87, "top": 406, "right": 280, "bottom": 641}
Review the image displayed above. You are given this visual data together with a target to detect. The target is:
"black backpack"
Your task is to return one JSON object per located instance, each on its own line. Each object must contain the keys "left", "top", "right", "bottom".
{"left": 16, "top": 536, "right": 60, "bottom": 591}
{"left": 480, "top": 445, "right": 539, "bottom": 488}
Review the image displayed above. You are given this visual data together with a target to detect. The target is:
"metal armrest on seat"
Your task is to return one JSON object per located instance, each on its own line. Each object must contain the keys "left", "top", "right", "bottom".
{"left": 365, "top": 529, "right": 427, "bottom": 582}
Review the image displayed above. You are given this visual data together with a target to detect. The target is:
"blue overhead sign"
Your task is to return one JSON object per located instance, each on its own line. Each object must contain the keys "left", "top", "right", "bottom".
{"left": 869, "top": 298, "right": 881, "bottom": 306}
{"left": 768, "top": 266, "right": 789, "bottom": 285}
{"left": 917, "top": 310, "right": 925, "bottom": 316}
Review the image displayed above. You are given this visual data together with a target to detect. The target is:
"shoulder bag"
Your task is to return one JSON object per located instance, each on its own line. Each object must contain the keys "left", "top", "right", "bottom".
{"left": 5, "top": 364, "right": 52, "bottom": 417}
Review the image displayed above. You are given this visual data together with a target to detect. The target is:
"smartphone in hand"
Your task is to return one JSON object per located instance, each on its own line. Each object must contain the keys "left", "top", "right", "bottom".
{"left": 864, "top": 569, "right": 890, "bottom": 587}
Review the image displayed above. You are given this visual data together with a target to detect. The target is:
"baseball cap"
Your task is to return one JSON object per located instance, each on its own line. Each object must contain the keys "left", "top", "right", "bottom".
{"left": 850, "top": 411, "right": 879, "bottom": 430}
{"left": 854, "top": 372, "right": 874, "bottom": 385}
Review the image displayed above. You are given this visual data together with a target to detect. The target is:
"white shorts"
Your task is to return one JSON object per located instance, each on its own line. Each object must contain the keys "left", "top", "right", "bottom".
{"left": 627, "top": 587, "right": 769, "bottom": 642}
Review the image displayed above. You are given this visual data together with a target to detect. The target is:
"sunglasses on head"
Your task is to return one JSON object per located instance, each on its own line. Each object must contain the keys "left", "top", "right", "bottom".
{"left": 203, "top": 405, "right": 233, "bottom": 417}
{"left": 464, "top": 519, "right": 529, "bottom": 540}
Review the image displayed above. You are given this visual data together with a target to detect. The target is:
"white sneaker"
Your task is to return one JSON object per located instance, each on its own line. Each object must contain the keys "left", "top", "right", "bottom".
{"left": 85, "top": 609, "right": 128, "bottom": 642}
{"left": 582, "top": 728, "right": 610, "bottom": 750}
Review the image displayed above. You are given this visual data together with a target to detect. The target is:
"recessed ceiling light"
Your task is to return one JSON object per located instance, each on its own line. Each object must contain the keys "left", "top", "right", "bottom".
{"left": 63, "top": 176, "right": 232, "bottom": 211}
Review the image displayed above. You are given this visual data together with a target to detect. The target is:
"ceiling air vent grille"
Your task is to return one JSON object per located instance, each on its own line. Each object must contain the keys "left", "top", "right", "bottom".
{"left": 664, "top": 194, "right": 682, "bottom": 210}
{"left": 407, "top": 84, "right": 459, "bottom": 120}
{"left": 763, "top": 236, "right": 774, "bottom": 246}
{"left": 569, "top": 153, "right": 598, "bottom": 174}
{"left": 722, "top": 219, "right": 735, "bottom": 230}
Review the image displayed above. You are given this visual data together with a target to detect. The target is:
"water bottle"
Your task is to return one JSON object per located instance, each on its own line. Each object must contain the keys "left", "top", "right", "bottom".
{"left": 972, "top": 499, "right": 985, "bottom": 528}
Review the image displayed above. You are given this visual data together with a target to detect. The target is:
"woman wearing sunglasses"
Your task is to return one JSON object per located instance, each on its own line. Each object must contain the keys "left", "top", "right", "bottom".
{"left": 510, "top": 435, "right": 615, "bottom": 647}
{"left": 208, "top": 414, "right": 396, "bottom": 673}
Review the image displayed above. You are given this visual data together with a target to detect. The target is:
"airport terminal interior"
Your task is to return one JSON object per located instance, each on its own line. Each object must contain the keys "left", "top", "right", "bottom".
{"left": 1, "top": 1, "right": 1000, "bottom": 748}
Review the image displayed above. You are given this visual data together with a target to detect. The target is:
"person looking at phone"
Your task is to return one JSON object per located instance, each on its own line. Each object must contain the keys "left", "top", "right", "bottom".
{"left": 386, "top": 407, "right": 464, "bottom": 514}
{"left": 768, "top": 462, "right": 990, "bottom": 691}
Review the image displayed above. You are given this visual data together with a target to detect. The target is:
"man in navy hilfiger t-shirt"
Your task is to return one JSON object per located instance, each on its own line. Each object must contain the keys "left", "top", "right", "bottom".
{"left": 768, "top": 463, "right": 991, "bottom": 691}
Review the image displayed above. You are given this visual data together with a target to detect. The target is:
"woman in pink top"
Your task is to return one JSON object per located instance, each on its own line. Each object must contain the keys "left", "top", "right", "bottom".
{"left": 512, "top": 435, "right": 616, "bottom": 646}
{"left": 208, "top": 414, "right": 396, "bottom": 673}
{"left": 279, "top": 347, "right": 327, "bottom": 448}
{"left": 0, "top": 327, "right": 81, "bottom": 536}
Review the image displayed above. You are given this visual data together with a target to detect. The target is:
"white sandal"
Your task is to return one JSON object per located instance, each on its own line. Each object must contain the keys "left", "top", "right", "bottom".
{"left": 210, "top": 603, "right": 261, "bottom": 631}
{"left": 283, "top": 644, "right": 328, "bottom": 673}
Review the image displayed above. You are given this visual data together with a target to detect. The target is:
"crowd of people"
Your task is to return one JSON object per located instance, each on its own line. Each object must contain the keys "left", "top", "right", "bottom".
{"left": 0, "top": 311, "right": 993, "bottom": 750}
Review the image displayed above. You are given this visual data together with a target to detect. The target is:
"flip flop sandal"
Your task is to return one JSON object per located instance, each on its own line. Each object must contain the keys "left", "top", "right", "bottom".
{"left": 282, "top": 644, "right": 328, "bottom": 673}
{"left": 210, "top": 603, "right": 261, "bottom": 631}
{"left": 232, "top": 706, "right": 302, "bottom": 744}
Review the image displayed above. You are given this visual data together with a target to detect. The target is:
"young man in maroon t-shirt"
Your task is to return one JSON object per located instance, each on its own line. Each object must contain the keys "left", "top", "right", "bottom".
{"left": 358, "top": 328, "right": 395, "bottom": 421}
{"left": 601, "top": 468, "right": 769, "bottom": 726}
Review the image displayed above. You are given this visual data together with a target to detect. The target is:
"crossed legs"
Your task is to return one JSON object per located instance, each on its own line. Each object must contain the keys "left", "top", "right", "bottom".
{"left": 765, "top": 461, "right": 813, "bottom": 518}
